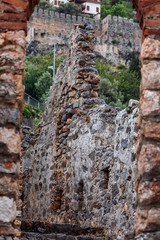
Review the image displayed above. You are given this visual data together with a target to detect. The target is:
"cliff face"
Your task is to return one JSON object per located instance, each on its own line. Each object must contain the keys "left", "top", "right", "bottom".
{"left": 22, "top": 25, "right": 138, "bottom": 239}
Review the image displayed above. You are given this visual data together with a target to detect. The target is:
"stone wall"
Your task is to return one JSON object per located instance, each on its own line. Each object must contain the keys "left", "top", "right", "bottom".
{"left": 22, "top": 25, "right": 139, "bottom": 239}
{"left": 0, "top": 0, "right": 39, "bottom": 239}
{"left": 26, "top": 8, "right": 141, "bottom": 64}
{"left": 95, "top": 15, "right": 141, "bottom": 64}
{"left": 132, "top": 0, "right": 160, "bottom": 239}
{"left": 26, "top": 7, "right": 100, "bottom": 46}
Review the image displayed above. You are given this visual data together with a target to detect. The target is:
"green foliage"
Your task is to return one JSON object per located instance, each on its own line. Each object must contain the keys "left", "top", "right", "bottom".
{"left": 24, "top": 107, "right": 31, "bottom": 119}
{"left": 34, "top": 117, "right": 40, "bottom": 135}
{"left": 96, "top": 58, "right": 140, "bottom": 109}
{"left": 24, "top": 104, "right": 41, "bottom": 119}
{"left": 101, "top": 0, "right": 134, "bottom": 20}
{"left": 24, "top": 53, "right": 64, "bottom": 102}
{"left": 35, "top": 72, "right": 52, "bottom": 100}
{"left": 38, "top": 0, "right": 51, "bottom": 9}
{"left": 111, "top": 39, "right": 120, "bottom": 45}
{"left": 55, "top": 3, "right": 82, "bottom": 15}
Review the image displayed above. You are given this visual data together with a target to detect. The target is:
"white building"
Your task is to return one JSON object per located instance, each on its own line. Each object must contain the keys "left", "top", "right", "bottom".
{"left": 49, "top": 0, "right": 101, "bottom": 15}
{"left": 82, "top": 0, "right": 101, "bottom": 15}
{"left": 50, "top": 0, "right": 68, "bottom": 7}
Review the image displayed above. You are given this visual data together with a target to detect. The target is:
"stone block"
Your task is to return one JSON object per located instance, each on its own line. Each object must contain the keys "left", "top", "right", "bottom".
{"left": 140, "top": 90, "right": 160, "bottom": 117}
{"left": 138, "top": 143, "right": 160, "bottom": 179}
{"left": 0, "top": 176, "right": 17, "bottom": 195}
{"left": 0, "top": 196, "right": 16, "bottom": 223}
{"left": 141, "top": 61, "right": 160, "bottom": 90}
{"left": 0, "top": 51, "right": 25, "bottom": 71}
{"left": 138, "top": 180, "right": 160, "bottom": 206}
{"left": 0, "top": 127, "right": 21, "bottom": 155}
{"left": 136, "top": 208, "right": 160, "bottom": 234}
{"left": 141, "top": 38, "right": 160, "bottom": 60}
{"left": 141, "top": 120, "right": 160, "bottom": 141}
{"left": 0, "top": 106, "right": 20, "bottom": 127}
{"left": 0, "top": 73, "right": 24, "bottom": 105}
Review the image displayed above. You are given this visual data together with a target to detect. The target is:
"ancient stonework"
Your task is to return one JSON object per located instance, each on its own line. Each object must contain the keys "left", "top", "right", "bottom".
{"left": 0, "top": 0, "right": 39, "bottom": 239}
{"left": 132, "top": 0, "right": 160, "bottom": 239}
{"left": 26, "top": 8, "right": 141, "bottom": 64}
{"left": 22, "top": 26, "right": 139, "bottom": 240}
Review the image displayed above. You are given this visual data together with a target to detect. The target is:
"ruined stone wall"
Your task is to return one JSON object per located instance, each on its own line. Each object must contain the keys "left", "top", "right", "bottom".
{"left": 132, "top": 0, "right": 160, "bottom": 239}
{"left": 0, "top": 0, "right": 39, "bottom": 239}
{"left": 26, "top": 8, "right": 141, "bottom": 64}
{"left": 22, "top": 26, "right": 139, "bottom": 239}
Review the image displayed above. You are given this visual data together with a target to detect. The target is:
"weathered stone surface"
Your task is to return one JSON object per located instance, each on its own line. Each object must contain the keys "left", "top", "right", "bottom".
{"left": 0, "top": 197, "right": 16, "bottom": 223}
{"left": 138, "top": 143, "right": 160, "bottom": 179}
{"left": 141, "top": 61, "right": 160, "bottom": 90}
{"left": 136, "top": 208, "right": 160, "bottom": 234}
{"left": 0, "top": 127, "right": 21, "bottom": 155}
{"left": 22, "top": 26, "right": 138, "bottom": 240}
{"left": 140, "top": 90, "right": 160, "bottom": 117}
{"left": 141, "top": 38, "right": 160, "bottom": 60}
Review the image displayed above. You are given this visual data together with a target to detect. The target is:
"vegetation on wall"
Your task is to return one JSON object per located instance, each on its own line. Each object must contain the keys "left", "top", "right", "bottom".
{"left": 101, "top": 0, "right": 134, "bottom": 20}
{"left": 24, "top": 52, "right": 64, "bottom": 103}
{"left": 96, "top": 53, "right": 141, "bottom": 108}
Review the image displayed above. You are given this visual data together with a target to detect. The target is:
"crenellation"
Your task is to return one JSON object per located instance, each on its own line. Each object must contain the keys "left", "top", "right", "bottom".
{"left": 113, "top": 15, "right": 118, "bottom": 22}
{"left": 44, "top": 9, "right": 49, "bottom": 16}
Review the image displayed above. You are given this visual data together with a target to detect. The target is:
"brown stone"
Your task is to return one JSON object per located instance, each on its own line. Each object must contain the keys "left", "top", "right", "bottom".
{"left": 0, "top": 22, "right": 27, "bottom": 32}
{"left": 140, "top": 90, "right": 160, "bottom": 117}
{"left": 139, "top": 0, "right": 160, "bottom": 8}
{"left": 0, "top": 3, "right": 19, "bottom": 13}
{"left": 136, "top": 208, "right": 160, "bottom": 234}
{"left": 141, "top": 120, "right": 160, "bottom": 141}
{"left": 2, "top": 0, "right": 28, "bottom": 11}
{"left": 144, "top": 28, "right": 160, "bottom": 37}
{"left": 0, "top": 12, "right": 27, "bottom": 21}
{"left": 0, "top": 176, "right": 17, "bottom": 195}
{"left": 141, "top": 61, "right": 160, "bottom": 90}
{"left": 143, "top": 3, "right": 160, "bottom": 17}
{"left": 141, "top": 38, "right": 160, "bottom": 60}
{"left": 144, "top": 19, "right": 160, "bottom": 28}
{"left": 138, "top": 143, "right": 160, "bottom": 178}
{"left": 138, "top": 180, "right": 160, "bottom": 206}
{"left": 0, "top": 127, "right": 21, "bottom": 155}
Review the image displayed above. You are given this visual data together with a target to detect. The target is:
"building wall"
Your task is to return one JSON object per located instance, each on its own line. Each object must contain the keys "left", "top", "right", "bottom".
{"left": 82, "top": 2, "right": 101, "bottom": 15}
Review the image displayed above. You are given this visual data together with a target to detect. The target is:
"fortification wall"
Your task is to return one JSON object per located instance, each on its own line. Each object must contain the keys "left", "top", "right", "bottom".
{"left": 22, "top": 26, "right": 138, "bottom": 239}
{"left": 95, "top": 15, "right": 141, "bottom": 64}
{"left": 26, "top": 8, "right": 141, "bottom": 64}
{"left": 26, "top": 7, "right": 100, "bottom": 46}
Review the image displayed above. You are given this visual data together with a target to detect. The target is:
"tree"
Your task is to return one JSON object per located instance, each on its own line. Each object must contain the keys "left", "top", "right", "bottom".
{"left": 24, "top": 53, "right": 64, "bottom": 101}
{"left": 101, "top": 0, "right": 134, "bottom": 19}
{"left": 35, "top": 72, "right": 52, "bottom": 100}
{"left": 55, "top": 3, "right": 82, "bottom": 15}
